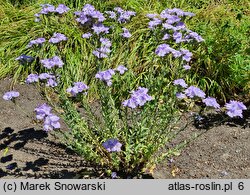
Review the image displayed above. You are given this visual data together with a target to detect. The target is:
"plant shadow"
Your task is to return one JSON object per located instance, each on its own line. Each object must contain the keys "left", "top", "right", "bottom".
{"left": 193, "top": 109, "right": 249, "bottom": 130}
{"left": 0, "top": 127, "right": 102, "bottom": 179}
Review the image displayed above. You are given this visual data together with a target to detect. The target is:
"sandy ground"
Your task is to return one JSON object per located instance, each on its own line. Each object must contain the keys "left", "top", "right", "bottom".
{"left": 0, "top": 78, "right": 249, "bottom": 178}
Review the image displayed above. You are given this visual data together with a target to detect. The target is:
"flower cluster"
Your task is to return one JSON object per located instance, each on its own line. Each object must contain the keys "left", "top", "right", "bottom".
{"left": 92, "top": 23, "right": 109, "bottom": 35}
{"left": 35, "top": 103, "right": 60, "bottom": 132}
{"left": 174, "top": 79, "right": 247, "bottom": 118}
{"left": 40, "top": 56, "right": 64, "bottom": 69}
{"left": 2, "top": 91, "right": 20, "bottom": 101}
{"left": 95, "top": 69, "right": 115, "bottom": 86}
{"left": 82, "top": 32, "right": 92, "bottom": 39}
{"left": 35, "top": 4, "right": 70, "bottom": 21}
{"left": 95, "top": 65, "right": 128, "bottom": 86}
{"left": 149, "top": 8, "right": 204, "bottom": 70}
{"left": 49, "top": 32, "right": 68, "bottom": 44}
{"left": 121, "top": 28, "right": 132, "bottom": 38}
{"left": 93, "top": 38, "right": 112, "bottom": 58}
{"left": 102, "top": 138, "right": 122, "bottom": 152}
{"left": 74, "top": 4, "right": 105, "bottom": 25}
{"left": 27, "top": 38, "right": 45, "bottom": 48}
{"left": 155, "top": 44, "right": 192, "bottom": 62}
{"left": 122, "top": 87, "right": 153, "bottom": 109}
{"left": 113, "top": 7, "right": 136, "bottom": 23}
{"left": 115, "top": 65, "right": 128, "bottom": 75}
{"left": 15, "top": 54, "right": 34, "bottom": 65}
{"left": 26, "top": 73, "right": 57, "bottom": 87}
{"left": 184, "top": 86, "right": 206, "bottom": 98}
{"left": 148, "top": 8, "right": 203, "bottom": 42}
{"left": 66, "top": 82, "right": 89, "bottom": 96}
{"left": 173, "top": 79, "right": 188, "bottom": 88}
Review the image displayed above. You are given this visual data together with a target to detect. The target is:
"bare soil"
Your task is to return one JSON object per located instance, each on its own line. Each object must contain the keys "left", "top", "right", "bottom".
{"left": 0, "top": 78, "right": 249, "bottom": 179}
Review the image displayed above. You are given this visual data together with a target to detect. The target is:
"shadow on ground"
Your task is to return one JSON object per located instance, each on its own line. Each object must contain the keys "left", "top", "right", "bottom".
{"left": 0, "top": 127, "right": 101, "bottom": 179}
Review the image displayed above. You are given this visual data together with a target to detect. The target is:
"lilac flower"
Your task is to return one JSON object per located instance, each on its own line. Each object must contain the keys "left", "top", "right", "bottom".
{"left": 66, "top": 82, "right": 89, "bottom": 96}
{"left": 26, "top": 74, "right": 39, "bottom": 84}
{"left": 93, "top": 50, "right": 108, "bottom": 58}
{"left": 49, "top": 33, "right": 67, "bottom": 44}
{"left": 114, "top": 7, "right": 124, "bottom": 13}
{"left": 225, "top": 100, "right": 247, "bottom": 118}
{"left": 122, "top": 97, "right": 137, "bottom": 108}
{"left": 148, "top": 18, "right": 162, "bottom": 29}
{"left": 102, "top": 138, "right": 122, "bottom": 152}
{"left": 39, "top": 73, "right": 55, "bottom": 80}
{"left": 75, "top": 4, "right": 105, "bottom": 25}
{"left": 176, "top": 92, "right": 187, "bottom": 99}
{"left": 202, "top": 97, "right": 220, "bottom": 109}
{"left": 171, "top": 49, "right": 182, "bottom": 58}
{"left": 100, "top": 38, "right": 112, "bottom": 47}
{"left": 173, "top": 32, "right": 183, "bottom": 43}
{"left": 105, "top": 11, "right": 117, "bottom": 19}
{"left": 34, "top": 103, "right": 52, "bottom": 120}
{"left": 93, "top": 46, "right": 111, "bottom": 58}
{"left": 117, "top": 10, "right": 136, "bottom": 23}
{"left": 166, "top": 15, "right": 181, "bottom": 24}
{"left": 82, "top": 4, "right": 95, "bottom": 14}
{"left": 175, "top": 22, "right": 186, "bottom": 30}
{"left": 160, "top": 9, "right": 172, "bottom": 19}
{"left": 115, "top": 65, "right": 128, "bottom": 75}
{"left": 180, "top": 49, "right": 193, "bottom": 62}
{"left": 183, "top": 64, "right": 191, "bottom": 70}
{"left": 95, "top": 69, "right": 115, "bottom": 86}
{"left": 3, "top": 91, "right": 20, "bottom": 101}
{"left": 27, "top": 38, "right": 45, "bottom": 48}
{"left": 55, "top": 4, "right": 70, "bottom": 14}
{"left": 171, "top": 8, "right": 185, "bottom": 16}
{"left": 34, "top": 13, "right": 41, "bottom": 22}
{"left": 46, "top": 78, "right": 58, "bottom": 87}
{"left": 39, "top": 4, "right": 55, "bottom": 14}
{"left": 146, "top": 13, "right": 158, "bottom": 18}
{"left": 184, "top": 12, "right": 195, "bottom": 17}
{"left": 173, "top": 79, "right": 188, "bottom": 88}
{"left": 111, "top": 172, "right": 117, "bottom": 179}
{"left": 122, "top": 87, "right": 152, "bottom": 108}
{"left": 15, "top": 54, "right": 34, "bottom": 64}
{"left": 155, "top": 44, "right": 173, "bottom": 57}
{"left": 91, "top": 10, "right": 106, "bottom": 22}
{"left": 185, "top": 31, "right": 204, "bottom": 42}
{"left": 184, "top": 86, "right": 206, "bottom": 98}
{"left": 41, "top": 56, "right": 64, "bottom": 69}
{"left": 43, "top": 114, "right": 60, "bottom": 131}
{"left": 121, "top": 28, "right": 132, "bottom": 38}
{"left": 93, "top": 38, "right": 112, "bottom": 58}
{"left": 82, "top": 33, "right": 92, "bottom": 39}
{"left": 92, "top": 23, "right": 109, "bottom": 35}
{"left": 75, "top": 15, "right": 89, "bottom": 25}
{"left": 162, "top": 23, "right": 176, "bottom": 31}
{"left": 162, "top": 34, "right": 170, "bottom": 40}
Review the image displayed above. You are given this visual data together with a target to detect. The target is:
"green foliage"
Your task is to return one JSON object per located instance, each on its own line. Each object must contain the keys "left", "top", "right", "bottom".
{"left": 1, "top": 0, "right": 249, "bottom": 100}
{"left": 188, "top": 1, "right": 250, "bottom": 100}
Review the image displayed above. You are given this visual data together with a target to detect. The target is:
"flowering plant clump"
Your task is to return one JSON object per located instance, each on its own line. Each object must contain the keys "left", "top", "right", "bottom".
{"left": 12, "top": 3, "right": 248, "bottom": 178}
